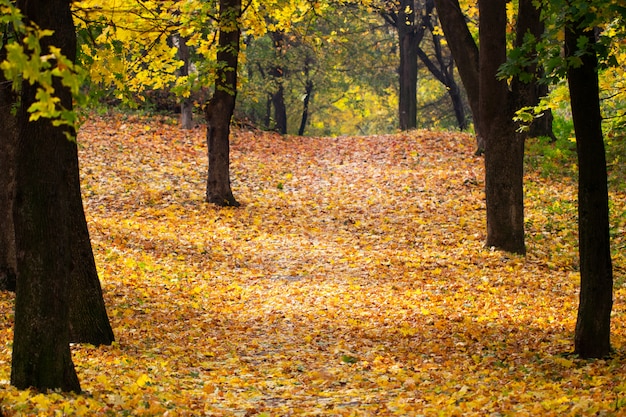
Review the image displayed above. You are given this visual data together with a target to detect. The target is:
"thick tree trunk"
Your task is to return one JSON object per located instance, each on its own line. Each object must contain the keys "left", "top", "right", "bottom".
{"left": 479, "top": 0, "right": 526, "bottom": 254}
{"left": 433, "top": 0, "right": 481, "bottom": 146}
{"left": 0, "top": 43, "right": 18, "bottom": 292}
{"left": 205, "top": 0, "right": 241, "bottom": 207}
{"left": 566, "top": 21, "right": 613, "bottom": 359}
{"left": 0, "top": 18, "right": 114, "bottom": 346}
{"left": 11, "top": 0, "right": 81, "bottom": 392}
{"left": 397, "top": 0, "right": 418, "bottom": 130}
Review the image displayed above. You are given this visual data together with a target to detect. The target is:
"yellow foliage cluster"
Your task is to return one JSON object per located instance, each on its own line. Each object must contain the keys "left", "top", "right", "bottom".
{"left": 1, "top": 112, "right": 625, "bottom": 415}
{"left": 71, "top": 0, "right": 328, "bottom": 101}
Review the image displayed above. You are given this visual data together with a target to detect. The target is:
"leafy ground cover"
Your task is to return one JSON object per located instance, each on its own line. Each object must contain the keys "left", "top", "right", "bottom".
{"left": 1, "top": 112, "right": 626, "bottom": 416}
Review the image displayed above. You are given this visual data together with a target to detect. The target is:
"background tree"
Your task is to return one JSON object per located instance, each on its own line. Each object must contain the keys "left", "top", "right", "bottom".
{"left": 380, "top": 0, "right": 425, "bottom": 130}
{"left": 432, "top": 0, "right": 481, "bottom": 147}
{"left": 175, "top": 34, "right": 194, "bottom": 129}
{"left": 414, "top": 0, "right": 468, "bottom": 130}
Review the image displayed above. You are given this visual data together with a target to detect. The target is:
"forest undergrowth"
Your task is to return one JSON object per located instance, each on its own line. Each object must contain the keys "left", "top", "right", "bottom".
{"left": 1, "top": 112, "right": 626, "bottom": 416}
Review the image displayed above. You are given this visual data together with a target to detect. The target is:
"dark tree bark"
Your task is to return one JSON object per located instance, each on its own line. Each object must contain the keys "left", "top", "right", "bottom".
{"left": 0, "top": 11, "right": 114, "bottom": 346}
{"left": 381, "top": 0, "right": 433, "bottom": 131}
{"left": 416, "top": 2, "right": 468, "bottom": 130}
{"left": 433, "top": 0, "right": 481, "bottom": 147}
{"left": 479, "top": 0, "right": 526, "bottom": 254}
{"left": 177, "top": 35, "right": 194, "bottom": 129}
{"left": 397, "top": 0, "right": 419, "bottom": 130}
{"left": 11, "top": 0, "right": 81, "bottom": 392}
{"left": 264, "top": 93, "right": 272, "bottom": 129}
{"left": 269, "top": 31, "right": 287, "bottom": 134}
{"left": 566, "top": 18, "right": 613, "bottom": 359}
{"left": 271, "top": 84, "right": 287, "bottom": 134}
{"left": 298, "top": 79, "right": 313, "bottom": 136}
{"left": 512, "top": 0, "right": 556, "bottom": 141}
{"left": 0, "top": 40, "right": 18, "bottom": 292}
{"left": 205, "top": 0, "right": 241, "bottom": 207}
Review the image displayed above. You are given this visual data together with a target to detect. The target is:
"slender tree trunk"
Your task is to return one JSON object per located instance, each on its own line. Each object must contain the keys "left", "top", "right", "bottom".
{"left": 479, "top": 0, "right": 526, "bottom": 255}
{"left": 298, "top": 79, "right": 313, "bottom": 136}
{"left": 0, "top": 42, "right": 18, "bottom": 292}
{"left": 177, "top": 35, "right": 194, "bottom": 129}
{"left": 397, "top": 0, "right": 418, "bottom": 130}
{"left": 416, "top": 2, "right": 468, "bottom": 133}
{"left": 269, "top": 31, "right": 287, "bottom": 134}
{"left": 566, "top": 19, "right": 613, "bottom": 359}
{"left": 512, "top": 0, "right": 556, "bottom": 140}
{"left": 272, "top": 84, "right": 287, "bottom": 134}
{"left": 264, "top": 94, "right": 272, "bottom": 129}
{"left": 527, "top": 66, "right": 556, "bottom": 141}
{"left": 205, "top": 0, "right": 241, "bottom": 207}
{"left": 11, "top": 0, "right": 81, "bottom": 392}
{"left": 447, "top": 79, "right": 467, "bottom": 130}
{"left": 433, "top": 0, "right": 481, "bottom": 147}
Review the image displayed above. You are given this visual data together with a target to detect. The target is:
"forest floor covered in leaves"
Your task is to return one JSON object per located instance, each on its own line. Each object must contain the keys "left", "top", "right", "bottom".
{"left": 2, "top": 112, "right": 626, "bottom": 416}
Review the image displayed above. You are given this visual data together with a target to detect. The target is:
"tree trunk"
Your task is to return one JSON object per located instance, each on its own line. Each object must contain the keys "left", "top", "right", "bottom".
{"left": 433, "top": 0, "right": 481, "bottom": 147}
{"left": 479, "top": 0, "right": 526, "bottom": 254}
{"left": 272, "top": 84, "right": 287, "bottom": 134}
{"left": 416, "top": 0, "right": 468, "bottom": 132}
{"left": 0, "top": 13, "right": 115, "bottom": 346}
{"left": 397, "top": 0, "right": 418, "bottom": 130}
{"left": 269, "top": 31, "right": 287, "bottom": 134}
{"left": 447, "top": 79, "right": 467, "bottom": 130}
{"left": 205, "top": 0, "right": 241, "bottom": 207}
{"left": 512, "top": 0, "right": 556, "bottom": 141}
{"left": 0, "top": 41, "right": 18, "bottom": 292}
{"left": 526, "top": 63, "right": 556, "bottom": 141}
{"left": 298, "top": 79, "right": 313, "bottom": 136}
{"left": 11, "top": 0, "right": 81, "bottom": 392}
{"left": 566, "top": 19, "right": 613, "bottom": 359}
{"left": 178, "top": 35, "right": 194, "bottom": 129}
{"left": 264, "top": 93, "right": 272, "bottom": 129}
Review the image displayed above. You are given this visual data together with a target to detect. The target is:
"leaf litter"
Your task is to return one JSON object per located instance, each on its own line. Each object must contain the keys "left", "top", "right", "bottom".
{"left": 1, "top": 112, "right": 626, "bottom": 416}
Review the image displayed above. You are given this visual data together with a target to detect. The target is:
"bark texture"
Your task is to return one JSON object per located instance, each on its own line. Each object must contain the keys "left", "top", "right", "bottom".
{"left": 397, "top": 0, "right": 419, "bottom": 130}
{"left": 205, "top": 0, "right": 242, "bottom": 207}
{"left": 177, "top": 35, "right": 194, "bottom": 129}
{"left": 11, "top": 0, "right": 81, "bottom": 392}
{"left": 270, "top": 31, "right": 287, "bottom": 134}
{"left": 479, "top": 0, "right": 526, "bottom": 255}
{"left": 0, "top": 40, "right": 18, "bottom": 292}
{"left": 566, "top": 19, "right": 613, "bottom": 359}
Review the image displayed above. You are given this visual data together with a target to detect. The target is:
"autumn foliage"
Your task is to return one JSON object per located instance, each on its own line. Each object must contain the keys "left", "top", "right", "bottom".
{"left": 1, "top": 112, "right": 626, "bottom": 415}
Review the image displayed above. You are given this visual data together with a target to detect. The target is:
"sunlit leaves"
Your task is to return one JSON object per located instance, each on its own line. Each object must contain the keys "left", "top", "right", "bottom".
{"left": 0, "top": 0, "right": 86, "bottom": 134}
